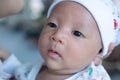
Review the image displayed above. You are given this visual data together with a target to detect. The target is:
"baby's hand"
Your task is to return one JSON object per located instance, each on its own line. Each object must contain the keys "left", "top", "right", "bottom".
{"left": 0, "top": 47, "right": 11, "bottom": 62}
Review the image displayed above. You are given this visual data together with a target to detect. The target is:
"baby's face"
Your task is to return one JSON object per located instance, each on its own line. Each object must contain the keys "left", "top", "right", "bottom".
{"left": 38, "top": 1, "right": 102, "bottom": 74}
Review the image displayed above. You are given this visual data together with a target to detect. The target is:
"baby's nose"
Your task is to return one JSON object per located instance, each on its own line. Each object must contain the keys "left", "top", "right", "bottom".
{"left": 50, "top": 30, "right": 67, "bottom": 44}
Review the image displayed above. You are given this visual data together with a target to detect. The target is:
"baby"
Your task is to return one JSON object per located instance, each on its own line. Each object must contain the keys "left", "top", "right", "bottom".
{"left": 0, "top": 0, "right": 120, "bottom": 80}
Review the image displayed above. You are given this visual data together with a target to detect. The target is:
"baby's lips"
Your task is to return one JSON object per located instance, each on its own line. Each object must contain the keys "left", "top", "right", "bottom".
{"left": 48, "top": 49, "right": 61, "bottom": 58}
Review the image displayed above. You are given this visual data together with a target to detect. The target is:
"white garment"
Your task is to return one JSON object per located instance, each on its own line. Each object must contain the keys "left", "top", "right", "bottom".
{"left": 0, "top": 55, "right": 111, "bottom": 80}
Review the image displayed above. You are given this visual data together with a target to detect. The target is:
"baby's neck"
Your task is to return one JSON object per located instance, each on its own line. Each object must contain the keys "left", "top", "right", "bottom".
{"left": 36, "top": 66, "right": 73, "bottom": 80}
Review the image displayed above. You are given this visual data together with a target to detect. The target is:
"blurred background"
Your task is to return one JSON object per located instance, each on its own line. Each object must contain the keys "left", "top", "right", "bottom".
{"left": 0, "top": 0, "right": 120, "bottom": 80}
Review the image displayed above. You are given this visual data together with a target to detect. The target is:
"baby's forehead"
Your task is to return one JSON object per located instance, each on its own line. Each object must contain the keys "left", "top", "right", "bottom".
{"left": 49, "top": 1, "right": 94, "bottom": 22}
{"left": 50, "top": 1, "right": 92, "bottom": 18}
{"left": 52, "top": 1, "right": 87, "bottom": 12}
{"left": 55, "top": 1, "right": 82, "bottom": 7}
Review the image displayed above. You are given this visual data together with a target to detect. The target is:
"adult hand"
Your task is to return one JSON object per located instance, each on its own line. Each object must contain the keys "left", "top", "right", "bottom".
{"left": 0, "top": 0, "right": 24, "bottom": 18}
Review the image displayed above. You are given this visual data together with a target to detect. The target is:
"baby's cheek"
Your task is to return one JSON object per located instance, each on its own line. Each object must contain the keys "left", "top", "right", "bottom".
{"left": 38, "top": 36, "right": 48, "bottom": 52}
{"left": 38, "top": 37, "right": 44, "bottom": 52}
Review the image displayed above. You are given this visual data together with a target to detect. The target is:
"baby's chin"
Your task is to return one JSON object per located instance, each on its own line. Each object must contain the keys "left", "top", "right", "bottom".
{"left": 45, "top": 64, "right": 82, "bottom": 75}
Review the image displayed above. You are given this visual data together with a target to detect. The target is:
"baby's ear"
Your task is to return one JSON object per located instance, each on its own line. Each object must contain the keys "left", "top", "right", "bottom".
{"left": 103, "top": 42, "right": 115, "bottom": 59}
{"left": 93, "top": 53, "right": 102, "bottom": 66}
{"left": 93, "top": 42, "right": 115, "bottom": 66}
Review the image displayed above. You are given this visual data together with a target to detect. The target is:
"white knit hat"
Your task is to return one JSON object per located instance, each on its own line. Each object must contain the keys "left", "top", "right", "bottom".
{"left": 47, "top": 0, "right": 120, "bottom": 56}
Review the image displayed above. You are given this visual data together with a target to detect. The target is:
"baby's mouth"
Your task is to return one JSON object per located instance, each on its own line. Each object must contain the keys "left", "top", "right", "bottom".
{"left": 48, "top": 49, "right": 61, "bottom": 58}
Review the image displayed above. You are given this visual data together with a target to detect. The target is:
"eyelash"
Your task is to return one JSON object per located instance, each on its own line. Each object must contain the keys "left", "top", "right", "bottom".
{"left": 47, "top": 22, "right": 57, "bottom": 28}
{"left": 73, "top": 30, "right": 84, "bottom": 37}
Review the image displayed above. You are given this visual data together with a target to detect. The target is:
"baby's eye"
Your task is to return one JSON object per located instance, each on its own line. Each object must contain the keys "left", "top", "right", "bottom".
{"left": 73, "top": 31, "right": 84, "bottom": 37}
{"left": 48, "top": 22, "right": 57, "bottom": 28}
